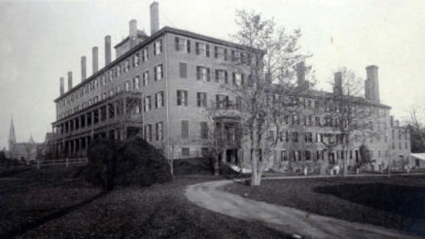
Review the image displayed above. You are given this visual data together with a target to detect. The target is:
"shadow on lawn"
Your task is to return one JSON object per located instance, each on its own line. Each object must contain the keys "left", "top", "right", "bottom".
{"left": 314, "top": 183, "right": 425, "bottom": 237}
{"left": 0, "top": 191, "right": 107, "bottom": 239}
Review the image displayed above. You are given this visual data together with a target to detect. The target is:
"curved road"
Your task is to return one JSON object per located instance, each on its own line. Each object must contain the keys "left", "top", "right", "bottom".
{"left": 185, "top": 180, "right": 421, "bottom": 239}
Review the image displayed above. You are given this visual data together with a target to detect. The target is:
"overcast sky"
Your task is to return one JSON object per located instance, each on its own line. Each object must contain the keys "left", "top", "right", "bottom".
{"left": 0, "top": 0, "right": 424, "bottom": 150}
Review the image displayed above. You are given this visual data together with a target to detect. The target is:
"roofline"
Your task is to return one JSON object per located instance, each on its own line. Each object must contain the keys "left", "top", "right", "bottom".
{"left": 54, "top": 26, "right": 264, "bottom": 102}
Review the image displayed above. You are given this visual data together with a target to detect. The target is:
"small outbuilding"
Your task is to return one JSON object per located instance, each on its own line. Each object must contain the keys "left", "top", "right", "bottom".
{"left": 411, "top": 153, "right": 425, "bottom": 168}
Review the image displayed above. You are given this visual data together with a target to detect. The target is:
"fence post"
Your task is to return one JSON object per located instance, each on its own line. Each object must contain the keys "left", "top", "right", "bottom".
{"left": 66, "top": 157, "right": 69, "bottom": 168}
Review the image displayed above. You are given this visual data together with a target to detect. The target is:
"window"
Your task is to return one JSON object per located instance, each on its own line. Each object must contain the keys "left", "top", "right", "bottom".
{"left": 181, "top": 120, "right": 189, "bottom": 139}
{"left": 179, "top": 63, "right": 187, "bottom": 78}
{"left": 232, "top": 50, "right": 241, "bottom": 63}
{"left": 233, "top": 72, "right": 244, "bottom": 86}
{"left": 315, "top": 116, "right": 320, "bottom": 126}
{"left": 281, "top": 151, "right": 287, "bottom": 161}
{"left": 197, "top": 92, "right": 207, "bottom": 107}
{"left": 144, "top": 96, "right": 151, "bottom": 112}
{"left": 197, "top": 66, "right": 210, "bottom": 81}
{"left": 316, "top": 133, "right": 322, "bottom": 143}
{"left": 305, "top": 132, "right": 313, "bottom": 142}
{"left": 124, "top": 60, "right": 129, "bottom": 72}
{"left": 154, "top": 64, "right": 163, "bottom": 81}
{"left": 200, "top": 122, "right": 208, "bottom": 139}
{"left": 133, "top": 53, "right": 140, "bottom": 67}
{"left": 155, "top": 91, "right": 164, "bottom": 108}
{"left": 215, "top": 70, "right": 228, "bottom": 83}
{"left": 143, "top": 71, "right": 149, "bottom": 86}
{"left": 142, "top": 48, "right": 149, "bottom": 61}
{"left": 293, "top": 115, "right": 300, "bottom": 125}
{"left": 177, "top": 90, "right": 188, "bottom": 106}
{"left": 133, "top": 76, "right": 140, "bottom": 90}
{"left": 292, "top": 132, "right": 298, "bottom": 142}
{"left": 109, "top": 89, "right": 114, "bottom": 97}
{"left": 305, "top": 151, "right": 311, "bottom": 160}
{"left": 216, "top": 94, "right": 229, "bottom": 109}
{"left": 154, "top": 39, "right": 163, "bottom": 55}
{"left": 145, "top": 124, "right": 152, "bottom": 141}
{"left": 116, "top": 65, "right": 121, "bottom": 77}
{"left": 195, "top": 42, "right": 209, "bottom": 57}
{"left": 305, "top": 115, "right": 312, "bottom": 126}
{"left": 156, "top": 122, "right": 163, "bottom": 141}
{"left": 124, "top": 81, "right": 130, "bottom": 92}
{"left": 181, "top": 147, "right": 190, "bottom": 156}
{"left": 175, "top": 37, "right": 190, "bottom": 53}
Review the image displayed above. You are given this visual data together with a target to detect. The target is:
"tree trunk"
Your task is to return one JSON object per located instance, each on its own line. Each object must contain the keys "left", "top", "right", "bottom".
{"left": 251, "top": 151, "right": 259, "bottom": 186}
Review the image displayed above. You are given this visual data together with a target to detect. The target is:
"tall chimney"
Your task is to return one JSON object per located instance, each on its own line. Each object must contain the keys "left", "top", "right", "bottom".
{"left": 365, "top": 65, "right": 380, "bottom": 103}
{"left": 105, "top": 35, "right": 111, "bottom": 65}
{"left": 67, "top": 71, "right": 73, "bottom": 91}
{"left": 334, "top": 72, "right": 342, "bottom": 95}
{"left": 296, "top": 62, "right": 306, "bottom": 89}
{"left": 150, "top": 2, "right": 159, "bottom": 35}
{"left": 60, "top": 77, "right": 64, "bottom": 95}
{"left": 129, "top": 19, "right": 138, "bottom": 48}
{"left": 81, "top": 56, "right": 87, "bottom": 81}
{"left": 92, "top": 47, "right": 98, "bottom": 74}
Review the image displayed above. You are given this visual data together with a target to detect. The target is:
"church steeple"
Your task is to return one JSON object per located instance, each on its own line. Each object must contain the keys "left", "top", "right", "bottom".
{"left": 9, "top": 117, "right": 16, "bottom": 151}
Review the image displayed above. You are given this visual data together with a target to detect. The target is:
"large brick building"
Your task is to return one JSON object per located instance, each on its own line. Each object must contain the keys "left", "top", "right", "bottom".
{"left": 50, "top": 2, "right": 410, "bottom": 172}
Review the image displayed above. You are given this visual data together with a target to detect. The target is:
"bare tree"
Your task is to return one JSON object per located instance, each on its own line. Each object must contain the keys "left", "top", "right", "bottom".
{"left": 324, "top": 67, "right": 385, "bottom": 176}
{"left": 408, "top": 107, "right": 425, "bottom": 153}
{"left": 208, "top": 10, "right": 312, "bottom": 186}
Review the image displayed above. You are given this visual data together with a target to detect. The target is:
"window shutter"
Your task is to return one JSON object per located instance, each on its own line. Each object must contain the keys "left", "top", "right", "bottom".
{"left": 184, "top": 91, "right": 188, "bottom": 106}
{"left": 175, "top": 37, "right": 179, "bottom": 51}
{"left": 177, "top": 90, "right": 181, "bottom": 105}
{"left": 161, "top": 92, "right": 164, "bottom": 107}
{"left": 224, "top": 49, "right": 228, "bottom": 61}
{"left": 160, "top": 39, "right": 163, "bottom": 53}
{"left": 206, "top": 44, "right": 210, "bottom": 57}
{"left": 196, "top": 67, "right": 200, "bottom": 80}
{"left": 214, "top": 46, "right": 218, "bottom": 58}
{"left": 160, "top": 65, "right": 164, "bottom": 79}
{"left": 196, "top": 42, "right": 199, "bottom": 55}
{"left": 241, "top": 74, "right": 245, "bottom": 85}
{"left": 207, "top": 68, "right": 210, "bottom": 81}
{"left": 232, "top": 72, "right": 236, "bottom": 85}
{"left": 155, "top": 93, "right": 158, "bottom": 108}
{"left": 187, "top": 40, "right": 191, "bottom": 53}
{"left": 215, "top": 70, "right": 219, "bottom": 82}
{"left": 225, "top": 71, "right": 228, "bottom": 83}
{"left": 181, "top": 121, "right": 189, "bottom": 139}
{"left": 154, "top": 66, "right": 157, "bottom": 81}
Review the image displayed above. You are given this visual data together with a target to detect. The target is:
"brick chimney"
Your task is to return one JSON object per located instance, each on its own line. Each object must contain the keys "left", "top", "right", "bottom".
{"left": 67, "top": 71, "right": 73, "bottom": 91}
{"left": 150, "top": 2, "right": 159, "bottom": 35}
{"left": 334, "top": 72, "right": 342, "bottom": 95}
{"left": 365, "top": 65, "right": 380, "bottom": 103}
{"left": 60, "top": 77, "right": 64, "bottom": 95}
{"left": 81, "top": 56, "right": 87, "bottom": 81}
{"left": 129, "top": 19, "right": 137, "bottom": 48}
{"left": 105, "top": 35, "right": 111, "bottom": 65}
{"left": 296, "top": 62, "right": 307, "bottom": 89}
{"left": 92, "top": 47, "right": 98, "bottom": 74}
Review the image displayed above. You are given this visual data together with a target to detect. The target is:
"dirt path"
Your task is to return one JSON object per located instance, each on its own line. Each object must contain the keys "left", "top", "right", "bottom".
{"left": 185, "top": 180, "right": 421, "bottom": 239}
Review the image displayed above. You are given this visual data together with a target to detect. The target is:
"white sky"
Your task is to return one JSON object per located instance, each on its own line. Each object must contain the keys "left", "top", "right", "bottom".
{"left": 0, "top": 0, "right": 424, "bottom": 150}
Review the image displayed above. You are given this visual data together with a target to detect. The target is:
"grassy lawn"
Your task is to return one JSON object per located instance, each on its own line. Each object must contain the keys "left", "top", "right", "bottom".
{"left": 222, "top": 175, "right": 425, "bottom": 238}
{"left": 0, "top": 167, "right": 289, "bottom": 239}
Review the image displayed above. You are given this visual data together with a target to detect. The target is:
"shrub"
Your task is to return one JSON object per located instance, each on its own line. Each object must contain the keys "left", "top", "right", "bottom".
{"left": 86, "top": 137, "right": 172, "bottom": 190}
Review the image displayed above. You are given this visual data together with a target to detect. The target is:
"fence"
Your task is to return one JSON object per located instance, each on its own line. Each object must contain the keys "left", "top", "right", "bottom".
{"left": 35, "top": 158, "right": 88, "bottom": 169}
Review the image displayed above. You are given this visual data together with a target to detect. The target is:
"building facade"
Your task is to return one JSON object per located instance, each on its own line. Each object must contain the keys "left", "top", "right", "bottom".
{"left": 50, "top": 2, "right": 409, "bottom": 172}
